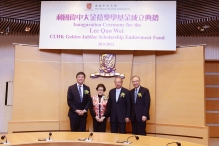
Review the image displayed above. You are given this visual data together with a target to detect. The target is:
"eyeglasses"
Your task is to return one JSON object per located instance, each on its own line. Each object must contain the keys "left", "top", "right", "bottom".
{"left": 132, "top": 80, "right": 140, "bottom": 83}
{"left": 115, "top": 81, "right": 122, "bottom": 84}
{"left": 98, "top": 89, "right": 104, "bottom": 91}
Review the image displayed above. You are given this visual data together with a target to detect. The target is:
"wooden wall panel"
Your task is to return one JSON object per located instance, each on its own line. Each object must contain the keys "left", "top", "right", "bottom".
{"left": 206, "top": 113, "right": 219, "bottom": 124}
{"left": 15, "top": 47, "right": 61, "bottom": 62}
{"left": 8, "top": 121, "right": 59, "bottom": 133}
{"left": 59, "top": 50, "right": 83, "bottom": 130}
{"left": 0, "top": 35, "right": 39, "bottom": 133}
{"left": 205, "top": 61, "right": 219, "bottom": 72}
{"left": 206, "top": 88, "right": 219, "bottom": 98}
{"left": 9, "top": 45, "right": 61, "bottom": 133}
{"left": 206, "top": 100, "right": 219, "bottom": 111}
{"left": 12, "top": 61, "right": 60, "bottom": 121}
{"left": 156, "top": 46, "right": 205, "bottom": 127}
{"left": 209, "top": 126, "right": 219, "bottom": 137}
{"left": 205, "top": 61, "right": 219, "bottom": 137}
{"left": 12, "top": 46, "right": 60, "bottom": 121}
{"left": 205, "top": 75, "right": 219, "bottom": 85}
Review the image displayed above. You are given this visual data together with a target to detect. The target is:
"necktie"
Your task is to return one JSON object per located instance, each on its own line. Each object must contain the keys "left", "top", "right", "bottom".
{"left": 78, "top": 85, "right": 82, "bottom": 102}
{"left": 134, "top": 88, "right": 138, "bottom": 103}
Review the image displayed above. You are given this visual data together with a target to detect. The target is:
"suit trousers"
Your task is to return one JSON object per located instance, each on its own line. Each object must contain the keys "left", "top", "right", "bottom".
{"left": 131, "top": 115, "right": 146, "bottom": 135}
{"left": 110, "top": 114, "right": 126, "bottom": 134}
{"left": 69, "top": 116, "right": 86, "bottom": 132}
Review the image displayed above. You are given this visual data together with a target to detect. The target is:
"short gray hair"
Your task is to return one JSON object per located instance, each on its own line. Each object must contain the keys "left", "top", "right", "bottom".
{"left": 131, "top": 76, "right": 140, "bottom": 81}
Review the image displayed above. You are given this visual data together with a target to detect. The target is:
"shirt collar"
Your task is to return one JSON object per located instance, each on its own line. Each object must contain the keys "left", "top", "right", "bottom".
{"left": 135, "top": 86, "right": 140, "bottom": 91}
{"left": 77, "top": 83, "right": 83, "bottom": 87}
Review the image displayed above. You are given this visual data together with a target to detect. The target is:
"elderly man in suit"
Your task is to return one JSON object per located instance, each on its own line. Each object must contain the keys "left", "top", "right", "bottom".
{"left": 105, "top": 76, "right": 130, "bottom": 134}
{"left": 67, "top": 71, "right": 91, "bottom": 132}
{"left": 130, "top": 76, "right": 151, "bottom": 135}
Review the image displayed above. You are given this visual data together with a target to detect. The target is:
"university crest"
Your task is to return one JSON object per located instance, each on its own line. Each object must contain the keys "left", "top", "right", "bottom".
{"left": 86, "top": 3, "right": 92, "bottom": 10}
{"left": 90, "top": 54, "right": 125, "bottom": 78}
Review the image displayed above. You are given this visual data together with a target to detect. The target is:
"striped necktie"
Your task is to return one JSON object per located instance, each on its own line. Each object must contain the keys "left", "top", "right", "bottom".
{"left": 78, "top": 85, "right": 83, "bottom": 102}
{"left": 134, "top": 88, "right": 138, "bottom": 103}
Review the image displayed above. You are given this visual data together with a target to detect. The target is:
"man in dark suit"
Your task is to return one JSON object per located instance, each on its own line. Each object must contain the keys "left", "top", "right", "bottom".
{"left": 67, "top": 72, "right": 91, "bottom": 132}
{"left": 105, "top": 76, "right": 130, "bottom": 134}
{"left": 130, "top": 76, "right": 150, "bottom": 135}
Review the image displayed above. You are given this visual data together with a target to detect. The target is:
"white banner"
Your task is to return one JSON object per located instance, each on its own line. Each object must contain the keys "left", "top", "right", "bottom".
{"left": 39, "top": 1, "right": 176, "bottom": 50}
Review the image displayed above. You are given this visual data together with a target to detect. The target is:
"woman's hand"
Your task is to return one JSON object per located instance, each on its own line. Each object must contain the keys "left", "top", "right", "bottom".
{"left": 95, "top": 116, "right": 100, "bottom": 122}
{"left": 99, "top": 116, "right": 105, "bottom": 122}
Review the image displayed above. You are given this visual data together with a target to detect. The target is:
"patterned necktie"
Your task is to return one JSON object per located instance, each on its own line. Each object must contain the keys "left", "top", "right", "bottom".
{"left": 134, "top": 88, "right": 138, "bottom": 103}
{"left": 78, "top": 85, "right": 82, "bottom": 102}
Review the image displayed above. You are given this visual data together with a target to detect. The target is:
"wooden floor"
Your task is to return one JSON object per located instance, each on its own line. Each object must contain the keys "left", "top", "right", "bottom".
{"left": 0, "top": 132, "right": 218, "bottom": 146}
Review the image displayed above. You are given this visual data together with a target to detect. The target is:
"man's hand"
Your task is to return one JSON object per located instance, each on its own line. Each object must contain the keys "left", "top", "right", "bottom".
{"left": 81, "top": 109, "right": 87, "bottom": 115}
{"left": 125, "top": 118, "right": 129, "bottom": 123}
{"left": 75, "top": 109, "right": 87, "bottom": 116}
{"left": 142, "top": 116, "right": 147, "bottom": 122}
{"left": 75, "top": 110, "right": 82, "bottom": 115}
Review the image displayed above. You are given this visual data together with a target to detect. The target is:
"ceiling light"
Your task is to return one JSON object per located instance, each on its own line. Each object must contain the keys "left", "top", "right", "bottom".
{"left": 25, "top": 27, "right": 31, "bottom": 32}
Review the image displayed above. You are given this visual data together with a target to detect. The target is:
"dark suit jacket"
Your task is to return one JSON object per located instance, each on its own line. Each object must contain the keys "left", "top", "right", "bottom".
{"left": 67, "top": 84, "right": 91, "bottom": 118}
{"left": 130, "top": 86, "right": 150, "bottom": 122}
{"left": 105, "top": 87, "right": 130, "bottom": 123}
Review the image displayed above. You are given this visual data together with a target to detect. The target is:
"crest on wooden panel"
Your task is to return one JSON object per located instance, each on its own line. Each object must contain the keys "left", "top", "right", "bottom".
{"left": 90, "top": 54, "right": 125, "bottom": 78}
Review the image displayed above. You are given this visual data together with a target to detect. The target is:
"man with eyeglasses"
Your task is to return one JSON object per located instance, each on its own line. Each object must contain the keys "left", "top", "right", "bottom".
{"left": 130, "top": 76, "right": 150, "bottom": 135}
{"left": 105, "top": 76, "right": 130, "bottom": 134}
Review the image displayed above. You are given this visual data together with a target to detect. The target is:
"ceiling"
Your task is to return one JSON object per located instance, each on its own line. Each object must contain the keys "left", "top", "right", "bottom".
{"left": 0, "top": 0, "right": 219, "bottom": 36}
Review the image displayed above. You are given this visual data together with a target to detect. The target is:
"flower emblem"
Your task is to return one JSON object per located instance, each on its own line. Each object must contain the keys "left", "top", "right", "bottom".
{"left": 103, "top": 96, "right": 108, "bottom": 100}
{"left": 84, "top": 90, "right": 89, "bottom": 95}
{"left": 120, "top": 92, "right": 125, "bottom": 98}
{"left": 138, "top": 93, "right": 142, "bottom": 98}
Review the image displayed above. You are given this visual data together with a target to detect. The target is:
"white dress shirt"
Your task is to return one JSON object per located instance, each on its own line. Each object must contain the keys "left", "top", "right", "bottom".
{"left": 116, "top": 88, "right": 121, "bottom": 102}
